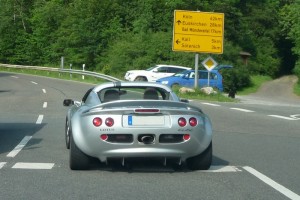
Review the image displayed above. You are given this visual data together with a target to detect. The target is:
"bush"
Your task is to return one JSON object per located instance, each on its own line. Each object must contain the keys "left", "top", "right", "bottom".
{"left": 222, "top": 66, "right": 251, "bottom": 93}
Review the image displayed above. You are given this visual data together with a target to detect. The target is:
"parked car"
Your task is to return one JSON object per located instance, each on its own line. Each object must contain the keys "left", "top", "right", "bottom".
{"left": 124, "top": 64, "right": 191, "bottom": 82}
{"left": 156, "top": 65, "right": 233, "bottom": 91}
{"left": 63, "top": 81, "right": 213, "bottom": 170}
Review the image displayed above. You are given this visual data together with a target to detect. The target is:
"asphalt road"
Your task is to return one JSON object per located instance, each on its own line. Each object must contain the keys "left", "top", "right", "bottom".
{"left": 0, "top": 72, "right": 300, "bottom": 200}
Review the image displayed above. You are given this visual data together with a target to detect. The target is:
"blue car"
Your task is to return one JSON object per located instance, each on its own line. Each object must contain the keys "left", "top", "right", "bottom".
{"left": 156, "top": 69, "right": 224, "bottom": 91}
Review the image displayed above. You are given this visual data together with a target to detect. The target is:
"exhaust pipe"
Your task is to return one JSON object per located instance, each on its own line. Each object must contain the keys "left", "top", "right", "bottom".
{"left": 139, "top": 135, "right": 155, "bottom": 144}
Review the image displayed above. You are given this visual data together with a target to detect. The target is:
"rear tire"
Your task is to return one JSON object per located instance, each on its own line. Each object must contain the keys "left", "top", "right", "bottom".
{"left": 186, "top": 142, "right": 212, "bottom": 170}
{"left": 65, "top": 118, "right": 71, "bottom": 149}
{"left": 70, "top": 134, "right": 90, "bottom": 170}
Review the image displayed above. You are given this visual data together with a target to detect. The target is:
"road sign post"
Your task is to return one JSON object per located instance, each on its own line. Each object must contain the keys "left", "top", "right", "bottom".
{"left": 201, "top": 56, "right": 218, "bottom": 87}
{"left": 173, "top": 10, "right": 224, "bottom": 54}
{"left": 173, "top": 10, "right": 224, "bottom": 88}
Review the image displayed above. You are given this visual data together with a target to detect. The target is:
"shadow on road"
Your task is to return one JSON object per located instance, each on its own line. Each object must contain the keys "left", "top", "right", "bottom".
{"left": 0, "top": 123, "right": 46, "bottom": 155}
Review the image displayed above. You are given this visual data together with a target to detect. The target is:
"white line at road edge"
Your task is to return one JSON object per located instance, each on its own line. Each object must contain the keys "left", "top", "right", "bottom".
{"left": 11, "top": 76, "right": 19, "bottom": 79}
{"left": 12, "top": 162, "right": 55, "bottom": 170}
{"left": 243, "top": 166, "right": 300, "bottom": 200}
{"left": 36, "top": 115, "right": 44, "bottom": 124}
{"left": 230, "top": 108, "right": 255, "bottom": 113}
{"left": 0, "top": 162, "right": 7, "bottom": 169}
{"left": 6, "top": 136, "right": 32, "bottom": 158}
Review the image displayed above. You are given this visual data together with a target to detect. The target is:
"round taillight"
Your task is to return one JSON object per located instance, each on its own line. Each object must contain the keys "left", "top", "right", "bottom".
{"left": 183, "top": 134, "right": 190, "bottom": 141}
{"left": 93, "top": 117, "right": 102, "bottom": 127}
{"left": 189, "top": 117, "right": 197, "bottom": 127}
{"left": 105, "top": 117, "right": 114, "bottom": 127}
{"left": 178, "top": 117, "right": 187, "bottom": 127}
{"left": 100, "top": 134, "right": 108, "bottom": 141}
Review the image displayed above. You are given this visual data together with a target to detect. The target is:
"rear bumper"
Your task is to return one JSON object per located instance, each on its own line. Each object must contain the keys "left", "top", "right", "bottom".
{"left": 75, "top": 132, "right": 212, "bottom": 162}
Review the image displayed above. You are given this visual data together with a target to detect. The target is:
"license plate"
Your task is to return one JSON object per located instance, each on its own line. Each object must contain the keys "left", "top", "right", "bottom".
{"left": 127, "top": 115, "right": 164, "bottom": 126}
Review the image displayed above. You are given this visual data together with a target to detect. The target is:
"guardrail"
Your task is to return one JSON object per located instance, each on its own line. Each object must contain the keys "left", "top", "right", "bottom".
{"left": 0, "top": 63, "right": 121, "bottom": 82}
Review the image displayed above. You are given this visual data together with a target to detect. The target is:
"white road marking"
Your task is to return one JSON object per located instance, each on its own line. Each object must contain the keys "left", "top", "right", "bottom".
{"left": 243, "top": 166, "right": 300, "bottom": 200}
{"left": 230, "top": 108, "right": 255, "bottom": 113}
{"left": 6, "top": 136, "right": 32, "bottom": 158}
{"left": 12, "top": 162, "right": 55, "bottom": 170}
{"left": 42, "top": 89, "right": 46, "bottom": 93}
{"left": 268, "top": 115, "right": 298, "bottom": 121}
{"left": 43, "top": 102, "right": 47, "bottom": 108}
{"left": 11, "top": 76, "right": 19, "bottom": 79}
{"left": 201, "top": 102, "right": 221, "bottom": 107}
{"left": 31, "top": 81, "right": 38, "bottom": 85}
{"left": 203, "top": 165, "right": 241, "bottom": 172}
{"left": 290, "top": 114, "right": 300, "bottom": 119}
{"left": 0, "top": 162, "right": 7, "bottom": 169}
{"left": 36, "top": 115, "right": 44, "bottom": 124}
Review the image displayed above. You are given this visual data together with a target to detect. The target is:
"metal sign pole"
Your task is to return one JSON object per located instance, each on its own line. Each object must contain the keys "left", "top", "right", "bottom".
{"left": 208, "top": 71, "right": 210, "bottom": 87}
{"left": 194, "top": 53, "right": 199, "bottom": 88}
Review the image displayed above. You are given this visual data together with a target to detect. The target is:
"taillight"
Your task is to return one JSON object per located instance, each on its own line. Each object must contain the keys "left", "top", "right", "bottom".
{"left": 105, "top": 117, "right": 114, "bottom": 127}
{"left": 183, "top": 134, "right": 190, "bottom": 141}
{"left": 100, "top": 134, "right": 108, "bottom": 141}
{"left": 189, "top": 117, "right": 197, "bottom": 127}
{"left": 178, "top": 117, "right": 187, "bottom": 127}
{"left": 93, "top": 117, "right": 102, "bottom": 127}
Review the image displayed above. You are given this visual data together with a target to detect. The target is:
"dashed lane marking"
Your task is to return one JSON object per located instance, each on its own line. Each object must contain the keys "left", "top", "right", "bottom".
{"left": 202, "top": 165, "right": 241, "bottom": 172}
{"left": 31, "top": 81, "right": 38, "bottom": 85}
{"left": 243, "top": 166, "right": 300, "bottom": 200}
{"left": 268, "top": 115, "right": 299, "bottom": 121}
{"left": 43, "top": 102, "right": 47, "bottom": 108}
{"left": 6, "top": 136, "right": 32, "bottom": 158}
{"left": 36, "top": 115, "right": 44, "bottom": 124}
{"left": 12, "top": 162, "right": 55, "bottom": 170}
{"left": 0, "top": 162, "right": 7, "bottom": 169}
{"left": 201, "top": 102, "right": 221, "bottom": 107}
{"left": 11, "top": 76, "right": 19, "bottom": 79}
{"left": 42, "top": 89, "right": 46, "bottom": 93}
{"left": 230, "top": 108, "right": 255, "bottom": 113}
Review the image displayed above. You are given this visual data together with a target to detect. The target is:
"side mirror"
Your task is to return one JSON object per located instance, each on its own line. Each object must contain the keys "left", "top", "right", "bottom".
{"left": 63, "top": 99, "right": 74, "bottom": 106}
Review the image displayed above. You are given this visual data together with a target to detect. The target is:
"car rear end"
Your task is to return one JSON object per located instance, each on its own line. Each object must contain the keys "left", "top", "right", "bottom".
{"left": 72, "top": 101, "right": 212, "bottom": 164}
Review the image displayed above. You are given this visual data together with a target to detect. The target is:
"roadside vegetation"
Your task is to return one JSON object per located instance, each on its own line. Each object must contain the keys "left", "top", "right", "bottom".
{"left": 236, "top": 75, "right": 272, "bottom": 95}
{"left": 1, "top": 0, "right": 300, "bottom": 97}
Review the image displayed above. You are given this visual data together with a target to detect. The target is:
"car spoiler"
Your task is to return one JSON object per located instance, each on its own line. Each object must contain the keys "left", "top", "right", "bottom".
{"left": 85, "top": 100, "right": 203, "bottom": 114}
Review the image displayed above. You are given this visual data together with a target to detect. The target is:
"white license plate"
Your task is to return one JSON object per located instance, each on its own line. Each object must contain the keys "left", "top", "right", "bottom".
{"left": 127, "top": 115, "right": 165, "bottom": 126}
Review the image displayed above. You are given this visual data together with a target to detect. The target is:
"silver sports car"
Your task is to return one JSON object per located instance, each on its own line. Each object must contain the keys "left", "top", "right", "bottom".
{"left": 63, "top": 82, "right": 213, "bottom": 170}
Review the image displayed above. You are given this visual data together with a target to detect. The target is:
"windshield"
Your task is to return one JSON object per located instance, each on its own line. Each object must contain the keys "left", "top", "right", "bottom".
{"left": 146, "top": 66, "right": 155, "bottom": 71}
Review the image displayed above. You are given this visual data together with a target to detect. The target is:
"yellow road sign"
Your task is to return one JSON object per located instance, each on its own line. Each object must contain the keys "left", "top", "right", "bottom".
{"left": 201, "top": 56, "right": 218, "bottom": 71}
{"left": 173, "top": 10, "right": 224, "bottom": 54}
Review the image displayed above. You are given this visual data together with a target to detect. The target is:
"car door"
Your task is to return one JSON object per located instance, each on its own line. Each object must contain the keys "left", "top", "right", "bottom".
{"left": 198, "top": 71, "right": 219, "bottom": 88}
{"left": 152, "top": 66, "right": 169, "bottom": 80}
{"left": 180, "top": 71, "right": 195, "bottom": 87}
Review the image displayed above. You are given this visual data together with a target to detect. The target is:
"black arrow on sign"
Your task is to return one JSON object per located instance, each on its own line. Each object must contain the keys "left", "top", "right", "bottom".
{"left": 176, "top": 40, "right": 181, "bottom": 44}
{"left": 176, "top": 20, "right": 181, "bottom": 25}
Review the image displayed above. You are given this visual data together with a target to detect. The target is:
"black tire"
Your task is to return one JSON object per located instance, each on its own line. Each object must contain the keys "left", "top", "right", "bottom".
{"left": 186, "top": 142, "right": 212, "bottom": 170}
{"left": 134, "top": 76, "right": 147, "bottom": 81}
{"left": 65, "top": 117, "right": 71, "bottom": 149}
{"left": 69, "top": 134, "right": 90, "bottom": 170}
{"left": 171, "top": 83, "right": 179, "bottom": 89}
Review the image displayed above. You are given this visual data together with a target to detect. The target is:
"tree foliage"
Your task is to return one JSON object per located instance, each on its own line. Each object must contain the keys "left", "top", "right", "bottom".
{"left": 0, "top": 0, "right": 299, "bottom": 84}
